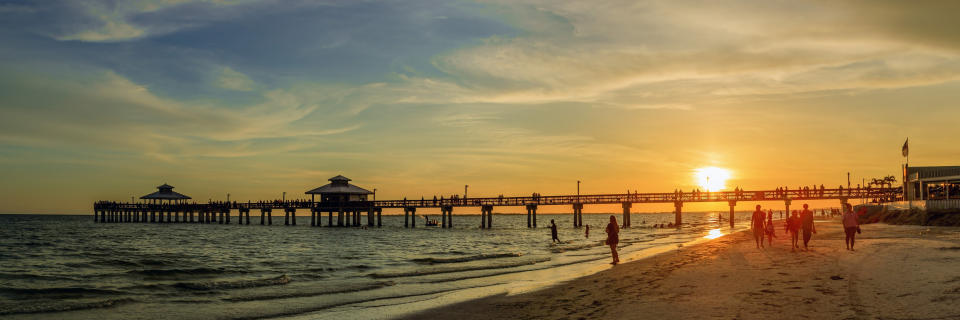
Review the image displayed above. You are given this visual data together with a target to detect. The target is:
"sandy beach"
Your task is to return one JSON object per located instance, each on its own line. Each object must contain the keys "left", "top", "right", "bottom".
{"left": 403, "top": 220, "right": 960, "bottom": 320}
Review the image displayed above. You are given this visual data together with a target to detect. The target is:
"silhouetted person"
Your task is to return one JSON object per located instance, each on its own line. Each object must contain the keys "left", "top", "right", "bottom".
{"left": 765, "top": 212, "right": 776, "bottom": 247}
{"left": 800, "top": 204, "right": 816, "bottom": 250}
{"left": 550, "top": 220, "right": 560, "bottom": 243}
{"left": 786, "top": 210, "right": 801, "bottom": 251}
{"left": 842, "top": 203, "right": 861, "bottom": 251}
{"left": 751, "top": 205, "right": 766, "bottom": 249}
{"left": 585, "top": 224, "right": 590, "bottom": 239}
{"left": 606, "top": 215, "right": 620, "bottom": 265}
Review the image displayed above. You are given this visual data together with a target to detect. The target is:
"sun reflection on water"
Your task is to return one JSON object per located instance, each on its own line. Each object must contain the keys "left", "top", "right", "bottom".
{"left": 704, "top": 228, "right": 725, "bottom": 239}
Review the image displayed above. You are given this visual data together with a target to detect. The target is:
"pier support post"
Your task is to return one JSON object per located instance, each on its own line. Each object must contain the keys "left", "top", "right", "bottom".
{"left": 328, "top": 211, "right": 333, "bottom": 227}
{"left": 367, "top": 209, "right": 375, "bottom": 226}
{"left": 404, "top": 208, "right": 410, "bottom": 228}
{"left": 572, "top": 204, "right": 584, "bottom": 228}
{"left": 225, "top": 209, "right": 231, "bottom": 224}
{"left": 260, "top": 209, "right": 265, "bottom": 225}
{"left": 441, "top": 206, "right": 453, "bottom": 228}
{"left": 411, "top": 207, "right": 417, "bottom": 228}
{"left": 266, "top": 208, "right": 273, "bottom": 225}
{"left": 526, "top": 206, "right": 532, "bottom": 228}
{"left": 291, "top": 208, "right": 296, "bottom": 225}
{"left": 244, "top": 208, "right": 251, "bottom": 225}
{"left": 481, "top": 205, "right": 493, "bottom": 229}
{"left": 531, "top": 205, "right": 537, "bottom": 228}
{"left": 94, "top": 210, "right": 98, "bottom": 223}
{"left": 285, "top": 209, "right": 290, "bottom": 225}
{"left": 674, "top": 201, "right": 683, "bottom": 228}
{"left": 622, "top": 202, "right": 632, "bottom": 228}
{"left": 310, "top": 209, "right": 316, "bottom": 227}
{"left": 377, "top": 208, "right": 382, "bottom": 227}
{"left": 150, "top": 211, "right": 156, "bottom": 223}
{"left": 728, "top": 200, "right": 736, "bottom": 228}
{"left": 354, "top": 210, "right": 360, "bottom": 226}
{"left": 338, "top": 210, "right": 344, "bottom": 227}
{"left": 174, "top": 210, "right": 180, "bottom": 223}
{"left": 784, "top": 198, "right": 792, "bottom": 222}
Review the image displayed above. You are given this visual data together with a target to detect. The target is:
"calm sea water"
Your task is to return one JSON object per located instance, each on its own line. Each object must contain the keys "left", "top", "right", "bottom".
{"left": 0, "top": 211, "right": 752, "bottom": 319}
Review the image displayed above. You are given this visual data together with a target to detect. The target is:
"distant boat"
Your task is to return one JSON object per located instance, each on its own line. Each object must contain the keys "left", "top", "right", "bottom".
{"left": 424, "top": 216, "right": 441, "bottom": 227}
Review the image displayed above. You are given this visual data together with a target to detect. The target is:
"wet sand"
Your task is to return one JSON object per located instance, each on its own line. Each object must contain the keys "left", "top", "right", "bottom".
{"left": 402, "top": 221, "right": 960, "bottom": 320}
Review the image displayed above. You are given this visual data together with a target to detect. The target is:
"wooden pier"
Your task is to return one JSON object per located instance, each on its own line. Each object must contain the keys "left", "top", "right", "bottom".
{"left": 94, "top": 177, "right": 902, "bottom": 229}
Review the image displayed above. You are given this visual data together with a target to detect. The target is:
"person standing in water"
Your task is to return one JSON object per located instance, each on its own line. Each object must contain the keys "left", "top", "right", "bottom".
{"left": 786, "top": 210, "right": 801, "bottom": 251}
{"left": 800, "top": 204, "right": 816, "bottom": 251}
{"left": 751, "top": 205, "right": 766, "bottom": 249}
{"left": 550, "top": 219, "right": 560, "bottom": 243}
{"left": 605, "top": 215, "right": 620, "bottom": 265}
{"left": 842, "top": 203, "right": 861, "bottom": 251}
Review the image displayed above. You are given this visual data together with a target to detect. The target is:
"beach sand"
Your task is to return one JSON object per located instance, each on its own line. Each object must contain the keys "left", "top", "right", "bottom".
{"left": 402, "top": 221, "right": 960, "bottom": 320}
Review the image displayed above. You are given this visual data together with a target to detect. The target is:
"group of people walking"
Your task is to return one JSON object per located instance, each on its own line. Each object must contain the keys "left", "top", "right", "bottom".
{"left": 752, "top": 203, "right": 862, "bottom": 251}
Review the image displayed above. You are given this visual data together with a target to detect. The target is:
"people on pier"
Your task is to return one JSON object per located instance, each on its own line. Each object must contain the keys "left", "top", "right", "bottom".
{"left": 800, "top": 204, "right": 816, "bottom": 251}
{"left": 606, "top": 215, "right": 620, "bottom": 265}
{"left": 550, "top": 220, "right": 560, "bottom": 243}
{"left": 751, "top": 205, "right": 766, "bottom": 249}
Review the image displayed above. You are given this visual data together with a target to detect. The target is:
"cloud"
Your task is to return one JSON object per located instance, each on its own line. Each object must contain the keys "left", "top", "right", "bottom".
{"left": 215, "top": 66, "right": 255, "bottom": 91}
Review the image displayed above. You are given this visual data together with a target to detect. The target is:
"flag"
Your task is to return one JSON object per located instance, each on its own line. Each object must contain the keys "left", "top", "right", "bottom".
{"left": 901, "top": 138, "right": 909, "bottom": 157}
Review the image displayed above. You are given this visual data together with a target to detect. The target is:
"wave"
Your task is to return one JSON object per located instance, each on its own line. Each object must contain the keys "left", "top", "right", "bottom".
{"left": 549, "top": 242, "right": 604, "bottom": 253}
{"left": 369, "top": 257, "right": 552, "bottom": 279}
{"left": 0, "top": 298, "right": 134, "bottom": 316}
{"left": 222, "top": 281, "right": 395, "bottom": 302}
{"left": 412, "top": 253, "right": 523, "bottom": 264}
{"left": 127, "top": 267, "right": 230, "bottom": 277}
{"left": 0, "top": 286, "right": 122, "bottom": 299}
{"left": 173, "top": 274, "right": 290, "bottom": 291}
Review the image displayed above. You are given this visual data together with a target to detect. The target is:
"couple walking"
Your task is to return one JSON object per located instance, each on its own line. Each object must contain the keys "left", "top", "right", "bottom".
{"left": 753, "top": 204, "right": 816, "bottom": 251}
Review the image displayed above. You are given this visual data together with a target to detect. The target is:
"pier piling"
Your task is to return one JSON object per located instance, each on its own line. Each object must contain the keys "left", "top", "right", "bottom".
{"left": 728, "top": 200, "right": 736, "bottom": 228}
{"left": 621, "top": 202, "right": 632, "bottom": 228}
{"left": 674, "top": 201, "right": 683, "bottom": 228}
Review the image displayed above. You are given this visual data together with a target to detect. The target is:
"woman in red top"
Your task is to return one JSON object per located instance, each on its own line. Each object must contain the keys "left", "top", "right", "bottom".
{"left": 785, "top": 210, "right": 801, "bottom": 251}
{"left": 605, "top": 215, "right": 620, "bottom": 265}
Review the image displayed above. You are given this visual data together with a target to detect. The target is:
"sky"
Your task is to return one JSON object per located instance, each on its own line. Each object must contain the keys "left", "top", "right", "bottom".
{"left": 1, "top": 0, "right": 959, "bottom": 214}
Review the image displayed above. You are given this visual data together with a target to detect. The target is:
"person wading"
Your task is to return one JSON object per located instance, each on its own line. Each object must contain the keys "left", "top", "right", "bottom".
{"left": 605, "top": 215, "right": 620, "bottom": 265}
{"left": 751, "top": 205, "right": 766, "bottom": 249}
{"left": 550, "top": 220, "right": 560, "bottom": 243}
{"left": 800, "top": 204, "right": 816, "bottom": 251}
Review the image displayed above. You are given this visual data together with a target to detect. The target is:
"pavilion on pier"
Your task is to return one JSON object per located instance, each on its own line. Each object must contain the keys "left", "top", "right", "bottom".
{"left": 140, "top": 184, "right": 192, "bottom": 204}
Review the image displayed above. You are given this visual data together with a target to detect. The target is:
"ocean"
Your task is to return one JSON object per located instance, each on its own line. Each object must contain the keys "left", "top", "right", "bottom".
{"left": 0, "top": 211, "right": 752, "bottom": 319}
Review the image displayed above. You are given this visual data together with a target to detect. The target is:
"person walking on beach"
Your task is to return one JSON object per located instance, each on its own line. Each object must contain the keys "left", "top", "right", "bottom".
{"left": 842, "top": 203, "right": 861, "bottom": 251}
{"left": 550, "top": 220, "right": 560, "bottom": 243}
{"left": 605, "top": 215, "right": 620, "bottom": 265}
{"left": 751, "top": 205, "right": 766, "bottom": 248}
{"left": 800, "top": 204, "right": 816, "bottom": 251}
{"left": 786, "top": 210, "right": 801, "bottom": 251}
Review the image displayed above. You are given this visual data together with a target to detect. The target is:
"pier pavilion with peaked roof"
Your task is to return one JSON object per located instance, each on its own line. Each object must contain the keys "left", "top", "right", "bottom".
{"left": 140, "top": 184, "right": 191, "bottom": 204}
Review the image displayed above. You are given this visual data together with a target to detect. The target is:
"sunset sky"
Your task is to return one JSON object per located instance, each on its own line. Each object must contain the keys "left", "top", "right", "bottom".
{"left": 1, "top": 0, "right": 959, "bottom": 214}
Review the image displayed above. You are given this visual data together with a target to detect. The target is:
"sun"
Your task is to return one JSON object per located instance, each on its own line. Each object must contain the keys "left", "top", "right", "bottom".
{"left": 694, "top": 167, "right": 732, "bottom": 192}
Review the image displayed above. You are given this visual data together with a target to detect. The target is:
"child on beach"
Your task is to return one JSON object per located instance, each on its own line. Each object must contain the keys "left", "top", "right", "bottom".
{"left": 786, "top": 211, "right": 801, "bottom": 251}
{"left": 764, "top": 213, "right": 776, "bottom": 247}
{"left": 605, "top": 215, "right": 620, "bottom": 265}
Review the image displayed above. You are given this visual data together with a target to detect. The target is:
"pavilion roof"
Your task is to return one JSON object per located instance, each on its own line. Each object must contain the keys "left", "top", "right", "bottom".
{"left": 140, "top": 184, "right": 192, "bottom": 200}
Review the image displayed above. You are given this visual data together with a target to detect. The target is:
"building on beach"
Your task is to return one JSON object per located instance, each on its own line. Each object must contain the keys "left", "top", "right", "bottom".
{"left": 904, "top": 166, "right": 960, "bottom": 210}
{"left": 305, "top": 175, "right": 373, "bottom": 203}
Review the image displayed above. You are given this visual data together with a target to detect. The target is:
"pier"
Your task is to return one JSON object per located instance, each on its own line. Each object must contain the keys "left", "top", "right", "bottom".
{"left": 93, "top": 176, "right": 902, "bottom": 229}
